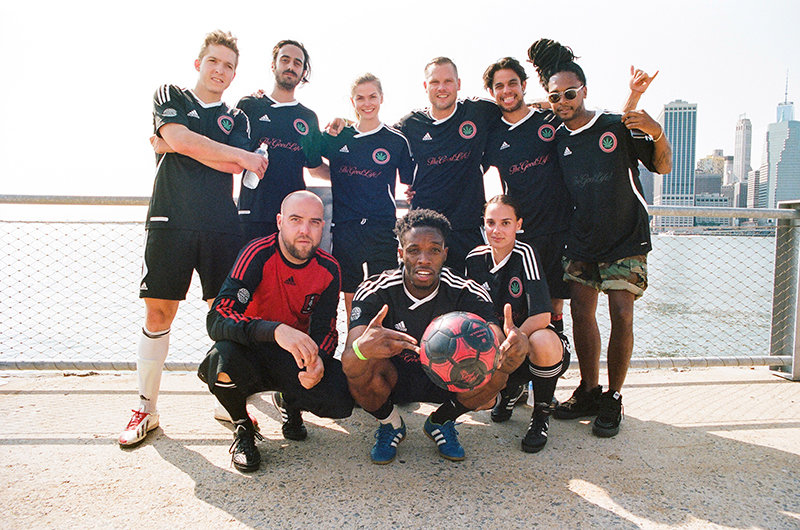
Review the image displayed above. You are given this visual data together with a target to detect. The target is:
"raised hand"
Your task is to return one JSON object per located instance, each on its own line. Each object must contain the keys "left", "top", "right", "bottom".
{"left": 497, "top": 303, "right": 528, "bottom": 374}
{"left": 629, "top": 65, "right": 659, "bottom": 94}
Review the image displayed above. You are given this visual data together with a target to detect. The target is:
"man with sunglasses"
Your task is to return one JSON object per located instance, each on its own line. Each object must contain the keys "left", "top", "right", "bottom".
{"left": 528, "top": 39, "right": 672, "bottom": 438}
{"left": 481, "top": 56, "right": 657, "bottom": 423}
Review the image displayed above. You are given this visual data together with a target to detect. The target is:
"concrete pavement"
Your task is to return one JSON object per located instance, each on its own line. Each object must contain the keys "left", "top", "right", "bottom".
{"left": 1, "top": 367, "right": 799, "bottom": 530}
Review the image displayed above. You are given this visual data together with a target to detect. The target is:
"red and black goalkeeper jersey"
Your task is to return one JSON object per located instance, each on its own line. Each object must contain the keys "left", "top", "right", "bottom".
{"left": 207, "top": 234, "right": 341, "bottom": 357}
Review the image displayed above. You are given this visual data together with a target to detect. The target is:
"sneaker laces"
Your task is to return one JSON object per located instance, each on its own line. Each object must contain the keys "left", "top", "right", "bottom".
{"left": 229, "top": 426, "right": 265, "bottom": 457}
{"left": 374, "top": 423, "right": 400, "bottom": 444}
{"left": 125, "top": 409, "right": 149, "bottom": 430}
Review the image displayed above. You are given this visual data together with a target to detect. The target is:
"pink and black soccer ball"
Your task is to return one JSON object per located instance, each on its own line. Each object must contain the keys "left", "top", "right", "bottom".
{"left": 420, "top": 311, "right": 501, "bottom": 392}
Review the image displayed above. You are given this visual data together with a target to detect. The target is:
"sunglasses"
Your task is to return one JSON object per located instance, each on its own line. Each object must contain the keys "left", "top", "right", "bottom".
{"left": 547, "top": 86, "right": 584, "bottom": 104}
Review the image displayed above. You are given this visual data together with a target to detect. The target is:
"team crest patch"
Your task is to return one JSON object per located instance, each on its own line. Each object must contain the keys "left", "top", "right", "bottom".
{"left": 218, "top": 116, "right": 234, "bottom": 135}
{"left": 162, "top": 108, "right": 177, "bottom": 118}
{"left": 237, "top": 288, "right": 250, "bottom": 304}
{"left": 372, "top": 148, "right": 390, "bottom": 165}
{"left": 459, "top": 121, "right": 477, "bottom": 139}
{"left": 538, "top": 124, "right": 556, "bottom": 142}
{"left": 599, "top": 132, "right": 617, "bottom": 153}
{"left": 509, "top": 277, "right": 523, "bottom": 298}
{"left": 350, "top": 306, "right": 361, "bottom": 322}
{"left": 294, "top": 118, "right": 309, "bottom": 135}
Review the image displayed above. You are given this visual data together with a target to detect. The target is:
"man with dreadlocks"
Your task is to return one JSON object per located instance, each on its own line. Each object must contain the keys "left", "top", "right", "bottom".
{"left": 528, "top": 39, "right": 672, "bottom": 438}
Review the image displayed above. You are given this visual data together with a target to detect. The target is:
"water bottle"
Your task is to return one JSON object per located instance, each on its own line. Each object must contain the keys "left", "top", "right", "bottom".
{"left": 242, "top": 142, "right": 269, "bottom": 189}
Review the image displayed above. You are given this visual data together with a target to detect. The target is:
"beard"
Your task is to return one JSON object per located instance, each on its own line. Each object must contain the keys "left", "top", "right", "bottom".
{"left": 275, "top": 70, "right": 300, "bottom": 91}
{"left": 280, "top": 232, "right": 318, "bottom": 262}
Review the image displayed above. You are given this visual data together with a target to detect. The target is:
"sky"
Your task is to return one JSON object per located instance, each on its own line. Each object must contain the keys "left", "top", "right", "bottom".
{"left": 1, "top": 0, "right": 798, "bottom": 205}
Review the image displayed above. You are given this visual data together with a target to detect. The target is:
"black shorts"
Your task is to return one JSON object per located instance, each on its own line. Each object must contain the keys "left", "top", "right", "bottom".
{"left": 505, "top": 328, "right": 572, "bottom": 389}
{"left": 332, "top": 219, "right": 398, "bottom": 292}
{"left": 445, "top": 227, "right": 485, "bottom": 275}
{"left": 389, "top": 356, "right": 454, "bottom": 405}
{"left": 520, "top": 230, "right": 571, "bottom": 301}
{"left": 198, "top": 340, "right": 354, "bottom": 419}
{"left": 139, "top": 229, "right": 243, "bottom": 301}
{"left": 240, "top": 221, "right": 278, "bottom": 246}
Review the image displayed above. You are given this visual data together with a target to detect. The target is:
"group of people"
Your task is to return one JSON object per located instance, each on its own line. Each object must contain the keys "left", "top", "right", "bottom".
{"left": 119, "top": 30, "right": 673, "bottom": 474}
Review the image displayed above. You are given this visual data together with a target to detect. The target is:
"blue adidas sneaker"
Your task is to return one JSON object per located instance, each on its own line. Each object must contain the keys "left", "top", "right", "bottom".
{"left": 423, "top": 417, "right": 465, "bottom": 461}
{"left": 370, "top": 419, "right": 406, "bottom": 464}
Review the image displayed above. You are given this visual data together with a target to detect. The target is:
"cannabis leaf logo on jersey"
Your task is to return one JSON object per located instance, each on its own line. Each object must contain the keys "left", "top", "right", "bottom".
{"left": 599, "top": 132, "right": 617, "bottom": 153}
{"left": 509, "top": 277, "right": 522, "bottom": 298}
{"left": 376, "top": 151, "right": 387, "bottom": 162}
{"left": 372, "top": 148, "right": 391, "bottom": 165}
{"left": 218, "top": 116, "right": 233, "bottom": 134}
{"left": 294, "top": 119, "right": 309, "bottom": 135}
{"left": 459, "top": 121, "right": 477, "bottom": 139}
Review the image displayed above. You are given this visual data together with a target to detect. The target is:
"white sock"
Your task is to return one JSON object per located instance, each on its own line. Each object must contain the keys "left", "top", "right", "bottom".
{"left": 137, "top": 326, "right": 170, "bottom": 414}
{"left": 378, "top": 406, "right": 403, "bottom": 430}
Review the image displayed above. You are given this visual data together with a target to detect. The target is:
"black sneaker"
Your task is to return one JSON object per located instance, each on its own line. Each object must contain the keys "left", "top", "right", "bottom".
{"left": 521, "top": 403, "right": 551, "bottom": 453}
{"left": 229, "top": 420, "right": 264, "bottom": 472}
{"left": 491, "top": 384, "right": 525, "bottom": 423}
{"left": 553, "top": 381, "right": 602, "bottom": 420}
{"left": 592, "top": 390, "right": 623, "bottom": 438}
{"left": 272, "top": 392, "right": 307, "bottom": 441}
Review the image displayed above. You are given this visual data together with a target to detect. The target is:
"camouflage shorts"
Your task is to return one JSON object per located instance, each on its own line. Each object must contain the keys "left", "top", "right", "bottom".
{"left": 563, "top": 255, "right": 648, "bottom": 299}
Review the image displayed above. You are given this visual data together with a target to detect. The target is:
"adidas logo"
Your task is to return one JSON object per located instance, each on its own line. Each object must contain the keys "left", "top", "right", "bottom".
{"left": 140, "top": 282, "right": 148, "bottom": 291}
{"left": 500, "top": 142, "right": 510, "bottom": 150}
{"left": 187, "top": 110, "right": 200, "bottom": 119}
{"left": 395, "top": 321, "right": 408, "bottom": 332}
{"left": 340, "top": 145, "right": 350, "bottom": 153}
{"left": 481, "top": 282, "right": 490, "bottom": 291}
{"left": 422, "top": 133, "right": 433, "bottom": 141}
{"left": 259, "top": 114, "right": 271, "bottom": 122}
{"left": 563, "top": 147, "right": 572, "bottom": 156}
{"left": 284, "top": 276, "right": 296, "bottom": 286}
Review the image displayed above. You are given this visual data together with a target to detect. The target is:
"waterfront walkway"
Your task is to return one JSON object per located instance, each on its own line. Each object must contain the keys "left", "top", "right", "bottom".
{"left": 1, "top": 367, "right": 798, "bottom": 530}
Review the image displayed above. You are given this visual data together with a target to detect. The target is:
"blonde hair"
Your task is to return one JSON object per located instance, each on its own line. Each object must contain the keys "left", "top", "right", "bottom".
{"left": 198, "top": 30, "right": 239, "bottom": 66}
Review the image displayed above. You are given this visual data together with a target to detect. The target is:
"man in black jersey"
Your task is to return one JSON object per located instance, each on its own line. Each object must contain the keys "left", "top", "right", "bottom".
{"left": 237, "top": 40, "right": 330, "bottom": 242}
{"left": 529, "top": 40, "right": 672, "bottom": 438}
{"left": 120, "top": 30, "right": 269, "bottom": 448}
{"left": 342, "top": 209, "right": 529, "bottom": 464}
{"left": 395, "top": 58, "right": 501, "bottom": 273}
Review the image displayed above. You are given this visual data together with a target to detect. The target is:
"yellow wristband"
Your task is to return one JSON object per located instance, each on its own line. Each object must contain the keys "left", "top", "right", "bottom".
{"left": 352, "top": 338, "right": 368, "bottom": 361}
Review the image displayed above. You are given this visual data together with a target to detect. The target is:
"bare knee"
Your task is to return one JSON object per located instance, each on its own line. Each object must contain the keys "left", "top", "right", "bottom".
{"left": 528, "top": 329, "right": 563, "bottom": 366}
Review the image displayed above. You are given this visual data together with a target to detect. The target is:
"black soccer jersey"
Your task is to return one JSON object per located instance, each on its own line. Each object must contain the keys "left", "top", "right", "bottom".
{"left": 483, "top": 109, "right": 572, "bottom": 238}
{"left": 236, "top": 95, "right": 323, "bottom": 227}
{"left": 349, "top": 267, "right": 498, "bottom": 364}
{"left": 555, "top": 111, "right": 656, "bottom": 262}
{"left": 465, "top": 241, "right": 552, "bottom": 328}
{"left": 396, "top": 98, "right": 500, "bottom": 230}
{"left": 148, "top": 84, "right": 250, "bottom": 234}
{"left": 321, "top": 123, "right": 415, "bottom": 224}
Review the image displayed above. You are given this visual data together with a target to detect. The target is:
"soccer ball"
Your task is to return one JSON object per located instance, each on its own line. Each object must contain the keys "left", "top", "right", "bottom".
{"left": 420, "top": 312, "right": 501, "bottom": 393}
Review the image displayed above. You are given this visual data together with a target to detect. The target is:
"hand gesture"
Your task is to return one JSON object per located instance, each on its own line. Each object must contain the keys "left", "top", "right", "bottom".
{"left": 629, "top": 65, "right": 659, "bottom": 94}
{"left": 298, "top": 354, "right": 324, "bottom": 389}
{"left": 497, "top": 303, "right": 528, "bottom": 375}
{"left": 354, "top": 305, "right": 419, "bottom": 360}
{"left": 274, "top": 323, "right": 319, "bottom": 370}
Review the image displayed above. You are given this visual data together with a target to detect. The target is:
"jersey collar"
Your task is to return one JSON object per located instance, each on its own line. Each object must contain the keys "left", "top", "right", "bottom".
{"left": 403, "top": 278, "right": 440, "bottom": 310}
{"left": 427, "top": 101, "right": 460, "bottom": 125}
{"left": 188, "top": 90, "right": 223, "bottom": 108}
{"left": 502, "top": 108, "right": 536, "bottom": 130}
{"left": 354, "top": 122, "right": 385, "bottom": 138}
{"left": 266, "top": 95, "right": 300, "bottom": 108}
{"left": 490, "top": 248, "right": 514, "bottom": 274}
{"left": 562, "top": 109, "right": 603, "bottom": 135}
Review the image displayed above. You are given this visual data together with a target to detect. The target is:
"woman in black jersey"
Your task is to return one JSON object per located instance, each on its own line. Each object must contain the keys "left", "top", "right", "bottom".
{"left": 465, "top": 195, "right": 570, "bottom": 453}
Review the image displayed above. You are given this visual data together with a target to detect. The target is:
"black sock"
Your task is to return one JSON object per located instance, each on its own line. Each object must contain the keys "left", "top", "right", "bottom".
{"left": 430, "top": 398, "right": 470, "bottom": 424}
{"left": 367, "top": 399, "right": 394, "bottom": 421}
{"left": 530, "top": 360, "right": 563, "bottom": 405}
{"left": 212, "top": 382, "right": 249, "bottom": 425}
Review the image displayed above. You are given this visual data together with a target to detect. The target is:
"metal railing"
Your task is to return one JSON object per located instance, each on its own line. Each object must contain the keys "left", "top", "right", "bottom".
{"left": 0, "top": 195, "right": 796, "bottom": 379}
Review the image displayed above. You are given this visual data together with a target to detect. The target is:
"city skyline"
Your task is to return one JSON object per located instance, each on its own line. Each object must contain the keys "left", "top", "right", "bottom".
{"left": 0, "top": 0, "right": 798, "bottom": 203}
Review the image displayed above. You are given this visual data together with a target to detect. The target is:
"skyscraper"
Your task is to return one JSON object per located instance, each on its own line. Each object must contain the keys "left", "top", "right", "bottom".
{"left": 655, "top": 100, "right": 697, "bottom": 227}
{"left": 733, "top": 115, "right": 752, "bottom": 185}
{"left": 754, "top": 98, "right": 800, "bottom": 212}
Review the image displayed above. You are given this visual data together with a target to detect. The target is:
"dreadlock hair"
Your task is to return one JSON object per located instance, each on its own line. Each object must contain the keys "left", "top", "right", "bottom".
{"left": 395, "top": 209, "right": 452, "bottom": 247}
{"left": 482, "top": 57, "right": 528, "bottom": 91}
{"left": 527, "top": 38, "right": 585, "bottom": 91}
